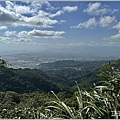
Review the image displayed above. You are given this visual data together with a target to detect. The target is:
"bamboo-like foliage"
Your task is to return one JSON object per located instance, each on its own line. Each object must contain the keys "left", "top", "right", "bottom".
{"left": 47, "top": 91, "right": 76, "bottom": 119}
{"left": 96, "top": 62, "right": 120, "bottom": 119}
{"left": 46, "top": 62, "right": 120, "bottom": 119}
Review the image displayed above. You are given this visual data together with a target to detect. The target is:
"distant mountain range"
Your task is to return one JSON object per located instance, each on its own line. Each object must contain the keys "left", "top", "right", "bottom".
{"left": 1, "top": 46, "right": 120, "bottom": 69}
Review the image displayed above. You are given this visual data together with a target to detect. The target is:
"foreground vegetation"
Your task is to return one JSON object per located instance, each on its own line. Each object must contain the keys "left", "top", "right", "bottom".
{"left": 0, "top": 59, "right": 120, "bottom": 119}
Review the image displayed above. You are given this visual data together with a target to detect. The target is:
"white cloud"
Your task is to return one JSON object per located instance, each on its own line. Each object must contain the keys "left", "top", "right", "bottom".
{"left": 45, "top": 1, "right": 60, "bottom": 11}
{"left": 110, "top": 33, "right": 120, "bottom": 40}
{"left": 63, "top": 6, "right": 78, "bottom": 12}
{"left": 0, "top": 36, "right": 35, "bottom": 44}
{"left": 5, "top": 1, "right": 14, "bottom": 11}
{"left": 49, "top": 10, "right": 64, "bottom": 18}
{"left": 105, "top": 30, "right": 120, "bottom": 40}
{"left": 6, "top": 1, "right": 58, "bottom": 15}
{"left": 0, "top": 4, "right": 58, "bottom": 28}
{"left": 30, "top": 1, "right": 42, "bottom": 10}
{"left": 99, "top": 16, "right": 117, "bottom": 27}
{"left": 104, "top": 29, "right": 120, "bottom": 41}
{"left": 72, "top": 2, "right": 118, "bottom": 30}
{"left": 0, "top": 2, "right": 78, "bottom": 29}
{"left": 0, "top": 1, "right": 78, "bottom": 29}
{"left": 112, "top": 22, "right": 120, "bottom": 30}
{"left": 0, "top": 6, "right": 20, "bottom": 23}
{"left": 22, "top": 15, "right": 58, "bottom": 28}
{"left": 72, "top": 16, "right": 117, "bottom": 29}
{"left": 30, "top": 1, "right": 59, "bottom": 13}
{"left": 0, "top": 26, "right": 7, "bottom": 30}
{"left": 60, "top": 20, "right": 66, "bottom": 23}
{"left": 4, "top": 31, "right": 16, "bottom": 36}
{"left": 85, "top": 2, "right": 101, "bottom": 13}
{"left": 14, "top": 5, "right": 33, "bottom": 14}
{"left": 14, "top": 38, "right": 33, "bottom": 44}
{"left": 18, "top": 29, "right": 65, "bottom": 38}
{"left": 6, "top": 1, "right": 34, "bottom": 14}
{"left": 38, "top": 10, "right": 49, "bottom": 17}
{"left": 71, "top": 17, "right": 97, "bottom": 29}
{"left": 50, "top": 6, "right": 78, "bottom": 18}
{"left": 17, "top": 31, "right": 28, "bottom": 38}
{"left": 84, "top": 2, "right": 118, "bottom": 16}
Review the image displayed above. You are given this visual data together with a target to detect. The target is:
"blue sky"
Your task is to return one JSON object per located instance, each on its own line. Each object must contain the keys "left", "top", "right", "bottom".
{"left": 0, "top": 1, "right": 120, "bottom": 55}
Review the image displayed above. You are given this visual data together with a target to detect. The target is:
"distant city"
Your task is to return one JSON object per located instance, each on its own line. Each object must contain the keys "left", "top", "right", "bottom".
{"left": 1, "top": 48, "right": 120, "bottom": 69}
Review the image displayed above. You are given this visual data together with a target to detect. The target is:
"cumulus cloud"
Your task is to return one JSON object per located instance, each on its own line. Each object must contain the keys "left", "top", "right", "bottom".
{"left": 18, "top": 29, "right": 65, "bottom": 38}
{"left": 0, "top": 36, "right": 35, "bottom": 44}
{"left": 0, "top": 6, "right": 20, "bottom": 23}
{"left": 0, "top": 1, "right": 79, "bottom": 30}
{"left": 45, "top": 1, "right": 60, "bottom": 11}
{"left": 71, "top": 16, "right": 117, "bottom": 29}
{"left": 13, "top": 5, "right": 33, "bottom": 14}
{"left": 63, "top": 6, "right": 78, "bottom": 12}
{"left": 84, "top": 2, "right": 118, "bottom": 16}
{"left": 0, "top": 1, "right": 78, "bottom": 29}
{"left": 60, "top": 20, "right": 66, "bottom": 23}
{"left": 105, "top": 30, "right": 120, "bottom": 40}
{"left": 49, "top": 6, "right": 78, "bottom": 18}
{"left": 6, "top": 1, "right": 44, "bottom": 14}
{"left": 38, "top": 10, "right": 50, "bottom": 17}
{"left": 4, "top": 31, "right": 17, "bottom": 36}
{"left": 71, "top": 17, "right": 97, "bottom": 29}
{"left": 30, "top": 1, "right": 59, "bottom": 13}
{"left": 23, "top": 16, "right": 58, "bottom": 28}
{"left": 6, "top": 1, "right": 34, "bottom": 14}
{"left": 0, "top": 1, "right": 69, "bottom": 45}
{"left": 99, "top": 16, "right": 117, "bottom": 27}
{"left": 0, "top": 26, "right": 7, "bottom": 30}
{"left": 50, "top": 10, "right": 64, "bottom": 18}
{"left": 72, "top": 2, "right": 118, "bottom": 30}
{"left": 0, "top": 4, "right": 58, "bottom": 28}
{"left": 110, "top": 33, "right": 120, "bottom": 40}
{"left": 0, "top": 2, "right": 60, "bottom": 29}
{"left": 112, "top": 22, "right": 120, "bottom": 30}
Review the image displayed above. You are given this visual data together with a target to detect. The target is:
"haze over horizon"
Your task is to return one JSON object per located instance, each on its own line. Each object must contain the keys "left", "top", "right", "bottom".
{"left": 0, "top": 1, "right": 120, "bottom": 57}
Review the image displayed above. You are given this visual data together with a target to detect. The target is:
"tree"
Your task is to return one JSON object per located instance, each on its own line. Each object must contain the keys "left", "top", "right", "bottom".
{"left": 0, "top": 59, "right": 7, "bottom": 68}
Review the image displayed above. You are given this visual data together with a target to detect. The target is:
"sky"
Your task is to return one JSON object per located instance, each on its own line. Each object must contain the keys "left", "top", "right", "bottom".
{"left": 0, "top": 1, "right": 120, "bottom": 55}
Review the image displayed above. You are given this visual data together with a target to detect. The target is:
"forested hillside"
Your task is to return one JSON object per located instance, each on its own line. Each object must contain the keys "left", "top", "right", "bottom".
{"left": 0, "top": 60, "right": 108, "bottom": 93}
{"left": 0, "top": 59, "right": 119, "bottom": 119}
{"left": 0, "top": 67, "right": 70, "bottom": 93}
{"left": 37, "top": 60, "right": 109, "bottom": 90}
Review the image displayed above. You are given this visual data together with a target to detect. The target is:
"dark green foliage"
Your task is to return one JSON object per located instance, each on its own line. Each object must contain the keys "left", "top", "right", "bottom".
{"left": 0, "top": 59, "right": 8, "bottom": 68}
{"left": 0, "top": 67, "right": 62, "bottom": 93}
{"left": 0, "top": 92, "right": 44, "bottom": 118}
{"left": 40, "top": 60, "right": 108, "bottom": 91}
{"left": 0, "top": 59, "right": 108, "bottom": 93}
{"left": 0, "top": 91, "right": 20, "bottom": 111}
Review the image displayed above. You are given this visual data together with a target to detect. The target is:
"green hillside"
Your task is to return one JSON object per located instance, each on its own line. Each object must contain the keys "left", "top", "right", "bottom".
{"left": 0, "top": 59, "right": 109, "bottom": 93}
{"left": 37, "top": 60, "right": 109, "bottom": 91}
{"left": 0, "top": 67, "right": 67, "bottom": 93}
{"left": 0, "top": 59, "right": 119, "bottom": 119}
